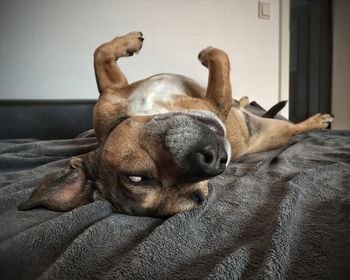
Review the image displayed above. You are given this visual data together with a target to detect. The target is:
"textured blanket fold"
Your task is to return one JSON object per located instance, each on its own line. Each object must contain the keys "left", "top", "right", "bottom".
{"left": 0, "top": 130, "right": 349, "bottom": 280}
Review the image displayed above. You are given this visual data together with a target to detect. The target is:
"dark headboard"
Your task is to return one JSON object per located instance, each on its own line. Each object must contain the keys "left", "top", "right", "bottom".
{"left": 0, "top": 100, "right": 96, "bottom": 139}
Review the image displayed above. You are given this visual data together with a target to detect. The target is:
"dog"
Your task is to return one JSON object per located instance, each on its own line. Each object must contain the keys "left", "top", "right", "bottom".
{"left": 19, "top": 32, "right": 333, "bottom": 217}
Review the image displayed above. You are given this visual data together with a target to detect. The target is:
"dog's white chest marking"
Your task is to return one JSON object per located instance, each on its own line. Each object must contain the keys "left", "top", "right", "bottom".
{"left": 127, "top": 74, "right": 186, "bottom": 116}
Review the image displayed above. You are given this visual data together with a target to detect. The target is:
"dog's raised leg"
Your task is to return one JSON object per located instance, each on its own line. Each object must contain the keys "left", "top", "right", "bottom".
{"left": 198, "top": 47, "right": 233, "bottom": 120}
{"left": 93, "top": 32, "right": 144, "bottom": 142}
{"left": 94, "top": 32, "right": 144, "bottom": 94}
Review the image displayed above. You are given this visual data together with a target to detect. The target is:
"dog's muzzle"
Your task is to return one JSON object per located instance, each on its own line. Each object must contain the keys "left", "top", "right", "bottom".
{"left": 144, "top": 110, "right": 231, "bottom": 181}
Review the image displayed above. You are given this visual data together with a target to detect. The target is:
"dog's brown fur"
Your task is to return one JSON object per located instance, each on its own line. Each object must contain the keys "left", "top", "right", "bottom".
{"left": 19, "top": 32, "right": 333, "bottom": 217}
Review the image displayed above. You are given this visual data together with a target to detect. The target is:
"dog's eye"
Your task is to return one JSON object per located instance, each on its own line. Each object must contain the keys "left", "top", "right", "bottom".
{"left": 127, "top": 176, "right": 143, "bottom": 183}
{"left": 122, "top": 174, "right": 154, "bottom": 185}
{"left": 121, "top": 170, "right": 155, "bottom": 185}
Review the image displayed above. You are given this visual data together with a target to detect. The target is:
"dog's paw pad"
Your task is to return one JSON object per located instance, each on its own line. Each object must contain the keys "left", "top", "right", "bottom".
{"left": 126, "top": 49, "right": 136, "bottom": 56}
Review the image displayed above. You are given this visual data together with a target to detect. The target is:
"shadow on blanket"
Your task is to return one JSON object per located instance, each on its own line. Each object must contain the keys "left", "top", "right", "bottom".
{"left": 0, "top": 105, "right": 349, "bottom": 279}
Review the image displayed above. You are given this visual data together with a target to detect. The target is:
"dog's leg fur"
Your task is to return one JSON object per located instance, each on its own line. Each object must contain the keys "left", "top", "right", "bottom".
{"left": 94, "top": 32, "right": 143, "bottom": 94}
{"left": 241, "top": 112, "right": 334, "bottom": 156}
{"left": 198, "top": 48, "right": 233, "bottom": 120}
{"left": 93, "top": 32, "right": 144, "bottom": 142}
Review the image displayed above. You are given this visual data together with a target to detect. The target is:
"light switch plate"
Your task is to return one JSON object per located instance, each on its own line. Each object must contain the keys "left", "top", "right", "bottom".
{"left": 259, "top": 1, "right": 271, "bottom": 20}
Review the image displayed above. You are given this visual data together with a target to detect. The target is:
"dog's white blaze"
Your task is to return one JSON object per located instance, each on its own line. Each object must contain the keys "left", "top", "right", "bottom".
{"left": 127, "top": 74, "right": 186, "bottom": 116}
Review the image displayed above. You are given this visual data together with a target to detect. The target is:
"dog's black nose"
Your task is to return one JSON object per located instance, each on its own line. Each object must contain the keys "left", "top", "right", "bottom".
{"left": 195, "top": 145, "right": 227, "bottom": 176}
{"left": 182, "top": 145, "right": 227, "bottom": 181}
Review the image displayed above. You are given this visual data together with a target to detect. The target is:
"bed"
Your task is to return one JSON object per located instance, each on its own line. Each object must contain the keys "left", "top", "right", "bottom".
{"left": 0, "top": 100, "right": 349, "bottom": 280}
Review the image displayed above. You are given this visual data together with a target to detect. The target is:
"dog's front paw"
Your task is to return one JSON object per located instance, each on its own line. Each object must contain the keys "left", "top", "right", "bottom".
{"left": 308, "top": 113, "right": 334, "bottom": 129}
{"left": 125, "top": 31, "right": 144, "bottom": 56}
{"left": 198, "top": 47, "right": 229, "bottom": 68}
{"left": 198, "top": 47, "right": 214, "bottom": 67}
{"left": 112, "top": 31, "right": 144, "bottom": 57}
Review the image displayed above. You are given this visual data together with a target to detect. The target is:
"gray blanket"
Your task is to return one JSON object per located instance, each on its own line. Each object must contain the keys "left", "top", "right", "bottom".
{"left": 0, "top": 130, "right": 349, "bottom": 280}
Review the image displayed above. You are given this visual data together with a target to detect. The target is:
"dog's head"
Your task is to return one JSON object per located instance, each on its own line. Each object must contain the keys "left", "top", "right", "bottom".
{"left": 19, "top": 110, "right": 231, "bottom": 217}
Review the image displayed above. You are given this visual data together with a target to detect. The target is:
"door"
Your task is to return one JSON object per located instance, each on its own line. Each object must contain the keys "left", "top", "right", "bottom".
{"left": 289, "top": 0, "right": 332, "bottom": 123}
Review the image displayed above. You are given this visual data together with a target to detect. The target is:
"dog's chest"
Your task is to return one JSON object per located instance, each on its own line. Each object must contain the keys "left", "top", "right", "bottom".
{"left": 127, "top": 74, "right": 187, "bottom": 116}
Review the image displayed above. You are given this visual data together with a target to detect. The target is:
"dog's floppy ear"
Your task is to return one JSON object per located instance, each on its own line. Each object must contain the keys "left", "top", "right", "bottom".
{"left": 18, "top": 152, "right": 98, "bottom": 212}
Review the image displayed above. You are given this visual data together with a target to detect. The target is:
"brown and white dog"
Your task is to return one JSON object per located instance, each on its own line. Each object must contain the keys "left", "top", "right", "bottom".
{"left": 19, "top": 32, "right": 333, "bottom": 217}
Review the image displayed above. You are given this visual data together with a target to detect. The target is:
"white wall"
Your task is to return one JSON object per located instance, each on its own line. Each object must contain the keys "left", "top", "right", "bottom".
{"left": 332, "top": 0, "right": 350, "bottom": 130}
{"left": 0, "top": 0, "right": 280, "bottom": 109}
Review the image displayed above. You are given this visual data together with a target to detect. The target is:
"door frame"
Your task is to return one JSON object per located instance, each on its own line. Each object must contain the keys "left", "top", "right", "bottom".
{"left": 279, "top": 0, "right": 291, "bottom": 118}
